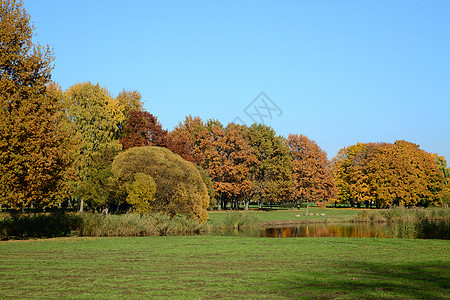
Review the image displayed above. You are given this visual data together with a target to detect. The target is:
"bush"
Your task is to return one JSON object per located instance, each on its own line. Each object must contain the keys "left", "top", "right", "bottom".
{"left": 112, "top": 146, "right": 210, "bottom": 222}
{"left": 126, "top": 173, "right": 157, "bottom": 215}
{"left": 0, "top": 213, "right": 81, "bottom": 240}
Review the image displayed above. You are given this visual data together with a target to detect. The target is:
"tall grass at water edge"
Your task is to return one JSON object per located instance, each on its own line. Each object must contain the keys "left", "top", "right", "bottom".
{"left": 355, "top": 207, "right": 450, "bottom": 239}
{"left": 0, "top": 213, "right": 209, "bottom": 240}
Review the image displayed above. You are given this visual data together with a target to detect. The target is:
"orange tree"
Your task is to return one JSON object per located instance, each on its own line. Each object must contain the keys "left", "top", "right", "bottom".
{"left": 286, "top": 134, "right": 336, "bottom": 207}
{"left": 194, "top": 121, "right": 256, "bottom": 210}
{"left": 167, "top": 115, "right": 204, "bottom": 164}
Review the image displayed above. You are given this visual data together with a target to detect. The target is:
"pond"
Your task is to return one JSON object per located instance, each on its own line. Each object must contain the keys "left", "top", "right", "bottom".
{"left": 212, "top": 221, "right": 450, "bottom": 239}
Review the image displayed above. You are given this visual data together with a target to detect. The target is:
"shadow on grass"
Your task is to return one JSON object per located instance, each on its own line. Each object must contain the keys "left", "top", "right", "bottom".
{"left": 271, "top": 260, "right": 449, "bottom": 299}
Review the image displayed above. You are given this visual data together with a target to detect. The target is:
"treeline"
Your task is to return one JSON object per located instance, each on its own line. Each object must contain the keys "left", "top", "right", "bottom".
{"left": 1, "top": 1, "right": 449, "bottom": 220}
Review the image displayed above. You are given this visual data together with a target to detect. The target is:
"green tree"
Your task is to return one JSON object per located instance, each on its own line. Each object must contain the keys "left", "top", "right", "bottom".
{"left": 126, "top": 173, "right": 156, "bottom": 215}
{"left": 0, "top": 0, "right": 71, "bottom": 209}
{"left": 246, "top": 124, "right": 293, "bottom": 207}
{"left": 112, "top": 146, "right": 209, "bottom": 222}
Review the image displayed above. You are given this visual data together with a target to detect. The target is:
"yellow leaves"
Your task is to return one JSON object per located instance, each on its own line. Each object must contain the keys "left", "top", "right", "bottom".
{"left": 126, "top": 173, "right": 156, "bottom": 215}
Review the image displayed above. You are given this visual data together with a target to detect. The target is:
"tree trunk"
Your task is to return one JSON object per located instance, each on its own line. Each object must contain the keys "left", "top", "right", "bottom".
{"left": 244, "top": 200, "right": 249, "bottom": 210}
{"left": 79, "top": 199, "right": 84, "bottom": 212}
{"left": 217, "top": 199, "right": 221, "bottom": 211}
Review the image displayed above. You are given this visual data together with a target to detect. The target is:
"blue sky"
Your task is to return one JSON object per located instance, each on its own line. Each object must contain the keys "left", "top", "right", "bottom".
{"left": 24, "top": 0, "right": 450, "bottom": 160}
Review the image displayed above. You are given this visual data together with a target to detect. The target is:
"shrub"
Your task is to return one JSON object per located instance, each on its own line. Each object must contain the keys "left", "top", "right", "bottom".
{"left": 126, "top": 173, "right": 157, "bottom": 215}
{"left": 112, "top": 146, "right": 210, "bottom": 222}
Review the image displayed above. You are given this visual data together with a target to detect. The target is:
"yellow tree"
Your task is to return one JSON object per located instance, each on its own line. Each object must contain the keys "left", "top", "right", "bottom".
{"left": 0, "top": 0, "right": 72, "bottom": 209}
{"left": 64, "top": 82, "right": 123, "bottom": 211}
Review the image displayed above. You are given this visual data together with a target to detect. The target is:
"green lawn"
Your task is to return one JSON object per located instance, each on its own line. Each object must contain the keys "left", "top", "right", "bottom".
{"left": 207, "top": 207, "right": 365, "bottom": 225}
{"left": 1, "top": 236, "right": 448, "bottom": 299}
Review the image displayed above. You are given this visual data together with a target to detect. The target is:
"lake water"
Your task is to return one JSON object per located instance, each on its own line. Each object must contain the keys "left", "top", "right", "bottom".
{"left": 212, "top": 221, "right": 450, "bottom": 239}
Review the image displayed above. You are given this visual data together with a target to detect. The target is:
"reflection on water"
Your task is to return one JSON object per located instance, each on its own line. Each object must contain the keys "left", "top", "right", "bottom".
{"left": 262, "top": 223, "right": 385, "bottom": 238}
{"left": 213, "top": 223, "right": 386, "bottom": 238}
{"left": 213, "top": 220, "right": 450, "bottom": 239}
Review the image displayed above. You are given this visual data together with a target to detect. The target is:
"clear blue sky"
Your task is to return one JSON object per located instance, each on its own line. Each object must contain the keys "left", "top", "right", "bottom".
{"left": 24, "top": 0, "right": 450, "bottom": 160}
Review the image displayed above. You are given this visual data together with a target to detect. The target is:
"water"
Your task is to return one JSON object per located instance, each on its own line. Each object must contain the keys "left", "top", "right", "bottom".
{"left": 212, "top": 221, "right": 450, "bottom": 239}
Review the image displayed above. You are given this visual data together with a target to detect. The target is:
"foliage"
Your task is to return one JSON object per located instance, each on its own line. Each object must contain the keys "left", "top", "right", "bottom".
{"left": 246, "top": 124, "right": 293, "bottom": 204}
{"left": 167, "top": 115, "right": 204, "bottom": 163}
{"left": 332, "top": 141, "right": 444, "bottom": 207}
{"left": 111, "top": 146, "right": 210, "bottom": 222}
{"left": 0, "top": 212, "right": 81, "bottom": 240}
{"left": 286, "top": 134, "right": 336, "bottom": 205}
{"left": 63, "top": 82, "right": 123, "bottom": 209}
{"left": 0, "top": 1, "right": 72, "bottom": 209}
{"left": 126, "top": 173, "right": 157, "bottom": 215}
{"left": 120, "top": 110, "right": 167, "bottom": 150}
{"left": 195, "top": 165, "right": 217, "bottom": 209}
{"left": 195, "top": 122, "right": 256, "bottom": 209}
{"left": 115, "top": 89, "right": 143, "bottom": 117}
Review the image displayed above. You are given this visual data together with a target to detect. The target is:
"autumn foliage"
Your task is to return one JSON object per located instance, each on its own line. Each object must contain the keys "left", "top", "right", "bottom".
{"left": 120, "top": 110, "right": 167, "bottom": 150}
{"left": 332, "top": 141, "right": 444, "bottom": 208}
{"left": 286, "top": 134, "right": 336, "bottom": 205}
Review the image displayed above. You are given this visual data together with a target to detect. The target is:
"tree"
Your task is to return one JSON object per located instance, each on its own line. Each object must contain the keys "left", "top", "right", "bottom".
{"left": 167, "top": 115, "right": 204, "bottom": 164}
{"left": 126, "top": 173, "right": 156, "bottom": 215}
{"left": 332, "top": 143, "right": 385, "bottom": 208}
{"left": 64, "top": 82, "right": 123, "bottom": 211}
{"left": 0, "top": 1, "right": 71, "bottom": 209}
{"left": 120, "top": 110, "right": 167, "bottom": 150}
{"left": 116, "top": 89, "right": 143, "bottom": 117}
{"left": 332, "top": 141, "right": 444, "bottom": 208}
{"left": 112, "top": 146, "right": 210, "bottom": 222}
{"left": 195, "top": 121, "right": 256, "bottom": 210}
{"left": 369, "top": 141, "right": 443, "bottom": 207}
{"left": 286, "top": 134, "right": 336, "bottom": 206}
{"left": 246, "top": 124, "right": 292, "bottom": 207}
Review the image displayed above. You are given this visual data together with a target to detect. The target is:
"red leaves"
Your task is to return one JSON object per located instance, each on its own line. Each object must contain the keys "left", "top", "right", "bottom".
{"left": 120, "top": 110, "right": 168, "bottom": 150}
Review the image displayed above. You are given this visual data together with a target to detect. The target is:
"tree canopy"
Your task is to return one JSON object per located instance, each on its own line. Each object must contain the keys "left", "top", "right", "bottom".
{"left": 0, "top": 0, "right": 71, "bottom": 209}
{"left": 111, "top": 146, "right": 210, "bottom": 222}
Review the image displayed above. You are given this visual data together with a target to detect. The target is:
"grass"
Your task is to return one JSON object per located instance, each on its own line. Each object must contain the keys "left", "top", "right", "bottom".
{"left": 0, "top": 236, "right": 448, "bottom": 299}
{"left": 208, "top": 207, "right": 366, "bottom": 225}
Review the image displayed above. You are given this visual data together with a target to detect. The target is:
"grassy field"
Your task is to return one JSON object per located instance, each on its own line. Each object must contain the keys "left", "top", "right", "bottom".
{"left": 207, "top": 207, "right": 366, "bottom": 225}
{"left": 1, "top": 236, "right": 448, "bottom": 299}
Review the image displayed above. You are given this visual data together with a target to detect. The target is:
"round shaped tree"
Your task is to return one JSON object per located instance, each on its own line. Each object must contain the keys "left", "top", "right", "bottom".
{"left": 112, "top": 146, "right": 209, "bottom": 222}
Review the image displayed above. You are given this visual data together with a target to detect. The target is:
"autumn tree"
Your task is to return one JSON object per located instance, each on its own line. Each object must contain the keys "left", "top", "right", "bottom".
{"left": 116, "top": 89, "right": 143, "bottom": 117}
{"left": 332, "top": 141, "right": 444, "bottom": 208}
{"left": 112, "top": 146, "right": 210, "bottom": 222}
{"left": 167, "top": 115, "right": 205, "bottom": 164}
{"left": 64, "top": 82, "right": 123, "bottom": 211}
{"left": 195, "top": 121, "right": 256, "bottom": 210}
{"left": 332, "top": 143, "right": 385, "bottom": 208}
{"left": 0, "top": 0, "right": 72, "bottom": 209}
{"left": 286, "top": 134, "right": 336, "bottom": 207}
{"left": 369, "top": 141, "right": 443, "bottom": 207}
{"left": 120, "top": 110, "right": 167, "bottom": 150}
{"left": 434, "top": 155, "right": 450, "bottom": 206}
{"left": 246, "top": 124, "right": 293, "bottom": 207}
